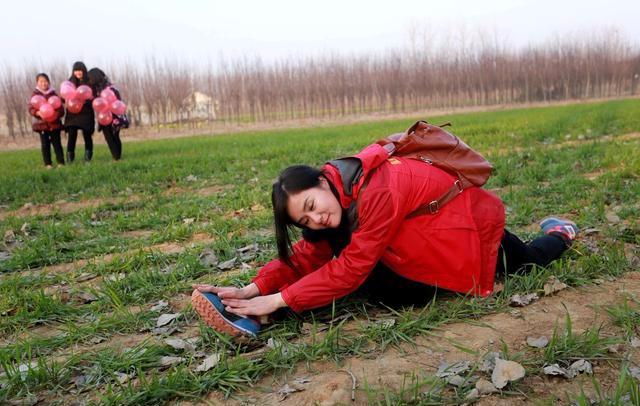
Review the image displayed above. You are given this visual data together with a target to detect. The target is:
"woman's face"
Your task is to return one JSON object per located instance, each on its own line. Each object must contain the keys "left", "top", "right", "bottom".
{"left": 286, "top": 177, "right": 342, "bottom": 230}
{"left": 36, "top": 77, "right": 49, "bottom": 91}
{"left": 73, "top": 70, "right": 83, "bottom": 80}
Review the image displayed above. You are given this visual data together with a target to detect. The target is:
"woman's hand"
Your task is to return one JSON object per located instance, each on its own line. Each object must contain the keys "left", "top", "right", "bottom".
{"left": 221, "top": 293, "right": 286, "bottom": 317}
{"left": 192, "top": 283, "right": 260, "bottom": 300}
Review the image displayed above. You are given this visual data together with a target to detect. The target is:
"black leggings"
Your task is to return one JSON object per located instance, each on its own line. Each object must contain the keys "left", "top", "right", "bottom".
{"left": 39, "top": 130, "right": 64, "bottom": 166}
{"left": 67, "top": 127, "right": 93, "bottom": 154}
{"left": 102, "top": 126, "right": 122, "bottom": 160}
{"left": 494, "top": 229, "right": 568, "bottom": 278}
{"left": 358, "top": 229, "right": 569, "bottom": 305}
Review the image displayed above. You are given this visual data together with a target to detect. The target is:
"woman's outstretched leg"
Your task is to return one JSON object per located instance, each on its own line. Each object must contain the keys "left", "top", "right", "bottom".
{"left": 496, "top": 217, "right": 579, "bottom": 277}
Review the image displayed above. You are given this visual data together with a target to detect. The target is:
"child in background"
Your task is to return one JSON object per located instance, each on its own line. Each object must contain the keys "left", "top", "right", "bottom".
{"left": 88, "top": 68, "right": 128, "bottom": 161}
{"left": 29, "top": 73, "right": 65, "bottom": 168}
{"left": 64, "top": 61, "right": 95, "bottom": 162}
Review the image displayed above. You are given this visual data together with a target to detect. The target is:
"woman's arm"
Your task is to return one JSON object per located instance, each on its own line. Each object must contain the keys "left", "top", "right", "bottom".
{"left": 251, "top": 237, "right": 334, "bottom": 295}
{"left": 280, "top": 187, "right": 405, "bottom": 313}
{"left": 194, "top": 239, "right": 333, "bottom": 317}
{"left": 193, "top": 282, "right": 260, "bottom": 299}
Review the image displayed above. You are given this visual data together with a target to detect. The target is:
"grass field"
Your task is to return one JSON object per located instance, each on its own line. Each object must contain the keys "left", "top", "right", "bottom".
{"left": 0, "top": 99, "right": 639, "bottom": 405}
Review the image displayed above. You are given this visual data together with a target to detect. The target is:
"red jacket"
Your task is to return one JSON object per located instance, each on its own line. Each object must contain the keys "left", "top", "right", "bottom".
{"left": 253, "top": 143, "right": 506, "bottom": 313}
{"left": 29, "top": 88, "right": 64, "bottom": 132}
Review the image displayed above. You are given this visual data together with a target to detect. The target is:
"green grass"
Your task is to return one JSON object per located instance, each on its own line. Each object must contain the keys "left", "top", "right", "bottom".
{"left": 542, "top": 311, "right": 620, "bottom": 366}
{"left": 605, "top": 297, "right": 640, "bottom": 338}
{"left": 1, "top": 99, "right": 639, "bottom": 404}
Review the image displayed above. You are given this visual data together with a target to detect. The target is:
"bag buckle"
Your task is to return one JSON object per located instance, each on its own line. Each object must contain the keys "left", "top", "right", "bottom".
{"left": 454, "top": 179, "right": 463, "bottom": 193}
{"left": 428, "top": 200, "right": 439, "bottom": 214}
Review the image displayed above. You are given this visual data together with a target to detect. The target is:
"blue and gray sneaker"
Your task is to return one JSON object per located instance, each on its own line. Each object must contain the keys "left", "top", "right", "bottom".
{"left": 540, "top": 217, "right": 579, "bottom": 244}
{"left": 192, "top": 289, "right": 261, "bottom": 338}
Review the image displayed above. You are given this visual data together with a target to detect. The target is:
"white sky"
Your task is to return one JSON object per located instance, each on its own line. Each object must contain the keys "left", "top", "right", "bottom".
{"left": 2, "top": 0, "right": 639, "bottom": 68}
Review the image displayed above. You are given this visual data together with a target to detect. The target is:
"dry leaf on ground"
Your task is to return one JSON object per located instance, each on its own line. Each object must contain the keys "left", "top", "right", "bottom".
{"left": 156, "top": 313, "right": 180, "bottom": 327}
{"left": 491, "top": 358, "right": 525, "bottom": 389}
{"left": 217, "top": 257, "right": 236, "bottom": 270}
{"left": 510, "top": 293, "right": 539, "bottom": 306}
{"left": 196, "top": 353, "right": 221, "bottom": 372}
{"left": 543, "top": 276, "right": 568, "bottom": 296}
{"left": 526, "top": 336, "right": 549, "bottom": 348}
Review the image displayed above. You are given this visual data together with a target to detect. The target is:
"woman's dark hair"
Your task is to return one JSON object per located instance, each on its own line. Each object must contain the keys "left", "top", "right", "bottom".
{"left": 69, "top": 61, "right": 88, "bottom": 85}
{"left": 272, "top": 165, "right": 323, "bottom": 267}
{"left": 87, "top": 68, "right": 110, "bottom": 94}
{"left": 35, "top": 73, "right": 50, "bottom": 83}
{"left": 272, "top": 165, "right": 353, "bottom": 269}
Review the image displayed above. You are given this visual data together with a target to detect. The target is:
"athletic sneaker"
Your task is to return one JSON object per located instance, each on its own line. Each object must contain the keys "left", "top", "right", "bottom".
{"left": 191, "top": 289, "right": 261, "bottom": 338}
{"left": 540, "top": 217, "right": 579, "bottom": 243}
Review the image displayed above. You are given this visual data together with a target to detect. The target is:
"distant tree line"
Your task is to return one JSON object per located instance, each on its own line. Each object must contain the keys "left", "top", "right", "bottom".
{"left": 2, "top": 28, "right": 638, "bottom": 137}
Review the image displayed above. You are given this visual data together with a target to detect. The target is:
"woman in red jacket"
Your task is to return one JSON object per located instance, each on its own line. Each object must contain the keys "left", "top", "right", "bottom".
{"left": 29, "top": 73, "right": 65, "bottom": 168}
{"left": 193, "top": 143, "right": 578, "bottom": 336}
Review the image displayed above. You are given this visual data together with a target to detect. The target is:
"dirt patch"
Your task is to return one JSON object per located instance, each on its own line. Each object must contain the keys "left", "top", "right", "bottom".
{"left": 120, "top": 229, "right": 154, "bottom": 238}
{"left": 490, "top": 131, "right": 640, "bottom": 157}
{"left": 160, "top": 183, "right": 232, "bottom": 197}
{"left": 196, "top": 184, "right": 233, "bottom": 197}
{"left": 11, "top": 232, "right": 216, "bottom": 280}
{"left": 1, "top": 183, "right": 234, "bottom": 221}
{"left": 226, "top": 272, "right": 640, "bottom": 405}
{"left": 0, "top": 195, "right": 142, "bottom": 221}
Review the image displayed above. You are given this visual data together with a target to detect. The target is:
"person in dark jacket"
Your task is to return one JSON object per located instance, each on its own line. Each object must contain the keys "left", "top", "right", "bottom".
{"left": 88, "top": 68, "right": 128, "bottom": 161}
{"left": 64, "top": 61, "right": 95, "bottom": 162}
{"left": 29, "top": 73, "right": 65, "bottom": 168}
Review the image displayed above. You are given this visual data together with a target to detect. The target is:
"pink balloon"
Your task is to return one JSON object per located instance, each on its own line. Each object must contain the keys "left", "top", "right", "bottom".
{"left": 30, "top": 95, "right": 46, "bottom": 109}
{"left": 48, "top": 96, "right": 62, "bottom": 109}
{"left": 97, "top": 111, "right": 113, "bottom": 126}
{"left": 110, "top": 100, "right": 126, "bottom": 115}
{"left": 77, "top": 85, "right": 93, "bottom": 101}
{"left": 66, "top": 98, "right": 83, "bottom": 114}
{"left": 62, "top": 88, "right": 77, "bottom": 101}
{"left": 61, "top": 80, "right": 75, "bottom": 89}
{"left": 100, "top": 88, "right": 117, "bottom": 104}
{"left": 39, "top": 103, "right": 55, "bottom": 121}
{"left": 92, "top": 97, "right": 110, "bottom": 112}
{"left": 60, "top": 81, "right": 76, "bottom": 100}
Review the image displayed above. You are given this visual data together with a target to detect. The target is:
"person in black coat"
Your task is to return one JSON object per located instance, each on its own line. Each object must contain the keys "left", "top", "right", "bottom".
{"left": 88, "top": 68, "right": 128, "bottom": 161}
{"left": 64, "top": 61, "right": 95, "bottom": 162}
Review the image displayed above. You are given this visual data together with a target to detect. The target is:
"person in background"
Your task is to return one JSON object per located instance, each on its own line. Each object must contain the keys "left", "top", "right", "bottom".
{"left": 29, "top": 73, "right": 65, "bottom": 168}
{"left": 64, "top": 61, "right": 95, "bottom": 162}
{"left": 88, "top": 68, "right": 128, "bottom": 161}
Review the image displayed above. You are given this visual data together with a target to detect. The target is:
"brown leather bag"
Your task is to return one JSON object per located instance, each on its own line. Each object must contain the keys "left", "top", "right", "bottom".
{"left": 376, "top": 120, "right": 494, "bottom": 217}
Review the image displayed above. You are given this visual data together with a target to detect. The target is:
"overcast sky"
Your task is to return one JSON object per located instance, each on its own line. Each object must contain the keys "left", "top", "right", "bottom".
{"left": 2, "top": 0, "right": 638, "bottom": 69}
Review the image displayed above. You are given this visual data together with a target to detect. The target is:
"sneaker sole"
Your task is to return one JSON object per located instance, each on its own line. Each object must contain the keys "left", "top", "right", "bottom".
{"left": 191, "top": 290, "right": 256, "bottom": 338}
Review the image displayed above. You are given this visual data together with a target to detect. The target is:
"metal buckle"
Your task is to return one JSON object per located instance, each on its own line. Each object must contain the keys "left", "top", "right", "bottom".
{"left": 428, "top": 200, "right": 439, "bottom": 214}
{"left": 419, "top": 155, "right": 433, "bottom": 164}
{"left": 454, "top": 179, "right": 463, "bottom": 193}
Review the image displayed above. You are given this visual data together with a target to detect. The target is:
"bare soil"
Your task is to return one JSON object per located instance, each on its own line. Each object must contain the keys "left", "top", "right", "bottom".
{"left": 217, "top": 272, "right": 640, "bottom": 406}
{"left": 0, "top": 195, "right": 141, "bottom": 221}
{"left": 8, "top": 232, "right": 215, "bottom": 280}
{"left": 0, "top": 183, "right": 231, "bottom": 219}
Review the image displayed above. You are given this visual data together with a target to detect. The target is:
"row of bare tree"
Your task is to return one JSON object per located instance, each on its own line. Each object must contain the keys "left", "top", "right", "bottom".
{"left": 2, "top": 29, "right": 638, "bottom": 137}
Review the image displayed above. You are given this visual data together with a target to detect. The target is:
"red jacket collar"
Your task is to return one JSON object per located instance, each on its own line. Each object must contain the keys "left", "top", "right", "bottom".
{"left": 322, "top": 143, "right": 391, "bottom": 209}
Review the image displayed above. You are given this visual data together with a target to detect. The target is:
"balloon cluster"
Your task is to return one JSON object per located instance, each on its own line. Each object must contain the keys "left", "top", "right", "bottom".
{"left": 60, "top": 81, "right": 93, "bottom": 114}
{"left": 92, "top": 88, "right": 126, "bottom": 126}
{"left": 30, "top": 94, "right": 62, "bottom": 122}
